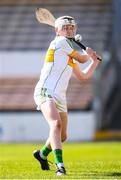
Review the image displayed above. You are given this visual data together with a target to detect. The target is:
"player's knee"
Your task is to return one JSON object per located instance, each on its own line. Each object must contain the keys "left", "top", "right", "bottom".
{"left": 52, "top": 119, "right": 62, "bottom": 130}
{"left": 61, "top": 134, "right": 67, "bottom": 142}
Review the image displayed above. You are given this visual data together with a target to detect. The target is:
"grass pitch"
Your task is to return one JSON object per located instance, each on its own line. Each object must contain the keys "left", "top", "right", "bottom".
{"left": 0, "top": 142, "right": 121, "bottom": 179}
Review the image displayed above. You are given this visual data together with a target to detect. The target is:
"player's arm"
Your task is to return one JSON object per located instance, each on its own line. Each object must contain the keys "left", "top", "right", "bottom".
{"left": 69, "top": 50, "right": 89, "bottom": 63}
{"left": 62, "top": 38, "right": 100, "bottom": 64}
{"left": 73, "top": 59, "right": 100, "bottom": 81}
{"left": 69, "top": 47, "right": 100, "bottom": 64}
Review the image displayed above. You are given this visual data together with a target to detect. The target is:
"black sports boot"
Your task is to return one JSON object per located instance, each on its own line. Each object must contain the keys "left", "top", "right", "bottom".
{"left": 33, "top": 150, "right": 50, "bottom": 170}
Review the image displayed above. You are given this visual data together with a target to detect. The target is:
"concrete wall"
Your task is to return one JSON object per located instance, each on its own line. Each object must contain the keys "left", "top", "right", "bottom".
{"left": 0, "top": 111, "right": 96, "bottom": 143}
{"left": 0, "top": 51, "right": 45, "bottom": 76}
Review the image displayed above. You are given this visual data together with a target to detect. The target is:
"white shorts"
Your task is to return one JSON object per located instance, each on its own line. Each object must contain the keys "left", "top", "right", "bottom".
{"left": 34, "top": 87, "right": 67, "bottom": 112}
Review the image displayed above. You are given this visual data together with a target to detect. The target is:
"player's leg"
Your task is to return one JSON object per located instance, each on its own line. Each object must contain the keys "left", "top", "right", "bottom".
{"left": 60, "top": 112, "right": 68, "bottom": 142}
{"left": 33, "top": 99, "right": 62, "bottom": 171}
{"left": 42, "top": 112, "right": 68, "bottom": 175}
{"left": 40, "top": 99, "right": 66, "bottom": 175}
{"left": 44, "top": 112, "right": 68, "bottom": 146}
{"left": 33, "top": 100, "right": 67, "bottom": 174}
{"left": 54, "top": 112, "right": 68, "bottom": 175}
{"left": 40, "top": 112, "right": 68, "bottom": 157}
{"left": 41, "top": 100, "right": 62, "bottom": 149}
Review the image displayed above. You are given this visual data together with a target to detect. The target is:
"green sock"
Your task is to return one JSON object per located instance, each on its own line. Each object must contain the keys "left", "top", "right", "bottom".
{"left": 53, "top": 149, "right": 63, "bottom": 164}
{"left": 40, "top": 146, "right": 52, "bottom": 158}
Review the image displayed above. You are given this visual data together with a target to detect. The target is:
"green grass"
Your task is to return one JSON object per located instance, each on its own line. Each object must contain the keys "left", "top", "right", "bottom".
{"left": 0, "top": 142, "right": 121, "bottom": 179}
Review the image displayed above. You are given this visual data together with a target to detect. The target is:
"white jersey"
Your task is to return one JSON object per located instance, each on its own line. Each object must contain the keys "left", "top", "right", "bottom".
{"left": 34, "top": 36, "right": 76, "bottom": 112}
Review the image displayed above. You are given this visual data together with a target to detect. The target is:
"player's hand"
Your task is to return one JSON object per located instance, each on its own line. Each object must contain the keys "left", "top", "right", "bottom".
{"left": 86, "top": 47, "right": 96, "bottom": 60}
{"left": 86, "top": 47, "right": 102, "bottom": 62}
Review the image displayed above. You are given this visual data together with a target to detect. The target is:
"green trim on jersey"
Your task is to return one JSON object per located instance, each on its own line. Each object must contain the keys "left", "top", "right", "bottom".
{"left": 66, "top": 38, "right": 74, "bottom": 49}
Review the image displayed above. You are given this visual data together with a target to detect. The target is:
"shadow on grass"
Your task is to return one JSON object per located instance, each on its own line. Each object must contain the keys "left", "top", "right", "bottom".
{"left": 105, "top": 172, "right": 121, "bottom": 176}
{"left": 69, "top": 170, "right": 121, "bottom": 178}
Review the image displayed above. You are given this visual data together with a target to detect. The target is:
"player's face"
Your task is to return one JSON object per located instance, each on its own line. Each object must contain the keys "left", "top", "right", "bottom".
{"left": 58, "top": 25, "right": 77, "bottom": 38}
